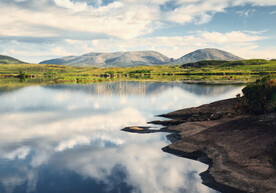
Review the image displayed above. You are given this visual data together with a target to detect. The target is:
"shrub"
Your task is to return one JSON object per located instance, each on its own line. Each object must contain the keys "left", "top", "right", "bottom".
{"left": 239, "top": 76, "right": 276, "bottom": 114}
{"left": 181, "top": 60, "right": 227, "bottom": 68}
{"left": 18, "top": 71, "right": 31, "bottom": 79}
{"left": 230, "top": 59, "right": 267, "bottom": 66}
{"left": 129, "top": 70, "right": 151, "bottom": 74}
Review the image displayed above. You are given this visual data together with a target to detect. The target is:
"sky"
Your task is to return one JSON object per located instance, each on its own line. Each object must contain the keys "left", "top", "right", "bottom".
{"left": 0, "top": 0, "right": 275, "bottom": 63}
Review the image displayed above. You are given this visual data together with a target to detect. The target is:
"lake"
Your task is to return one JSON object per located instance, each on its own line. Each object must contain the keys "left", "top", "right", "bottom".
{"left": 0, "top": 81, "right": 243, "bottom": 193}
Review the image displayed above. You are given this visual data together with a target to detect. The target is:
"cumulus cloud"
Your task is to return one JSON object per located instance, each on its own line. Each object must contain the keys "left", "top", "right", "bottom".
{"left": 1, "top": 29, "right": 272, "bottom": 62}
{"left": 56, "top": 30, "right": 271, "bottom": 59}
{"left": 51, "top": 142, "right": 213, "bottom": 193}
{"left": 2, "top": 146, "right": 31, "bottom": 160}
{"left": 0, "top": 0, "right": 275, "bottom": 40}
{"left": 0, "top": 82, "right": 244, "bottom": 192}
{"left": 0, "top": 0, "right": 275, "bottom": 62}
{"left": 198, "top": 31, "right": 264, "bottom": 44}
{"left": 0, "top": 0, "right": 161, "bottom": 39}
{"left": 165, "top": 0, "right": 228, "bottom": 24}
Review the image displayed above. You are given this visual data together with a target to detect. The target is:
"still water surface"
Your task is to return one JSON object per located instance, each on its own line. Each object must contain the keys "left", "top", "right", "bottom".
{"left": 0, "top": 82, "right": 243, "bottom": 193}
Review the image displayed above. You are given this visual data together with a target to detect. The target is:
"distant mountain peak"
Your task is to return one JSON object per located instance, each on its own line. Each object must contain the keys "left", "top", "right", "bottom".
{"left": 39, "top": 48, "right": 243, "bottom": 67}
{"left": 174, "top": 48, "right": 243, "bottom": 64}
{"left": 40, "top": 50, "right": 171, "bottom": 67}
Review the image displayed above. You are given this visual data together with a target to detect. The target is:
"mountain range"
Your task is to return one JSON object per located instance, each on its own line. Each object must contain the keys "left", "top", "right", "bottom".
{"left": 0, "top": 48, "right": 244, "bottom": 67}
{"left": 40, "top": 50, "right": 172, "bottom": 67}
{"left": 39, "top": 48, "right": 243, "bottom": 67}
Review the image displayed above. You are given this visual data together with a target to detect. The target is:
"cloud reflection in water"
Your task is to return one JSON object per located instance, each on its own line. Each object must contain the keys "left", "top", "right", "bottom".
{"left": 0, "top": 82, "right": 243, "bottom": 193}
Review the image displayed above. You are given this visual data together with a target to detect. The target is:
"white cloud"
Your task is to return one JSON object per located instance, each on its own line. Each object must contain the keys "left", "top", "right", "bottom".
{"left": 0, "top": 0, "right": 160, "bottom": 39}
{"left": 0, "top": 30, "right": 272, "bottom": 62}
{"left": 54, "top": 0, "right": 88, "bottom": 11}
{"left": 199, "top": 31, "right": 264, "bottom": 44}
{"left": 0, "top": 0, "right": 275, "bottom": 40}
{"left": 55, "top": 136, "right": 91, "bottom": 151}
{"left": 0, "top": 0, "right": 275, "bottom": 62}
{"left": 238, "top": 0, "right": 276, "bottom": 6}
{"left": 165, "top": 0, "right": 228, "bottom": 24}
{"left": 58, "top": 30, "right": 267, "bottom": 59}
{"left": 236, "top": 9, "right": 256, "bottom": 17}
{"left": 3, "top": 146, "right": 31, "bottom": 160}
{"left": 0, "top": 82, "right": 244, "bottom": 192}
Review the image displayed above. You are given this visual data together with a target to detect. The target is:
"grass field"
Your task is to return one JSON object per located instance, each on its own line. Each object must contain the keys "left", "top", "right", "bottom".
{"left": 0, "top": 59, "right": 275, "bottom": 88}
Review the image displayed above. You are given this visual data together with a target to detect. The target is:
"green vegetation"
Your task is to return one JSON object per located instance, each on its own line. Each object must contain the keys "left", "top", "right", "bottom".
{"left": 129, "top": 69, "right": 151, "bottom": 74}
{"left": 237, "top": 77, "right": 276, "bottom": 114}
{"left": 0, "top": 55, "right": 26, "bottom": 64}
{"left": 18, "top": 71, "right": 32, "bottom": 79}
{"left": 0, "top": 59, "right": 275, "bottom": 87}
{"left": 182, "top": 60, "right": 227, "bottom": 68}
{"left": 182, "top": 59, "right": 268, "bottom": 68}
{"left": 181, "top": 59, "right": 275, "bottom": 70}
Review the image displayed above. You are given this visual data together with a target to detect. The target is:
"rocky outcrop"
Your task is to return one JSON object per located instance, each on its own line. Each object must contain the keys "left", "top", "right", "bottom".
{"left": 161, "top": 99, "right": 276, "bottom": 193}
{"left": 123, "top": 98, "right": 276, "bottom": 193}
{"left": 153, "top": 98, "right": 238, "bottom": 125}
{"left": 121, "top": 126, "right": 169, "bottom": 134}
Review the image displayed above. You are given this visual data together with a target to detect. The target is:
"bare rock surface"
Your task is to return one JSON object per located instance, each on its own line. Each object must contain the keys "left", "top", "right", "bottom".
{"left": 160, "top": 98, "right": 238, "bottom": 120}
{"left": 160, "top": 99, "right": 276, "bottom": 193}
{"left": 123, "top": 98, "right": 276, "bottom": 193}
{"left": 122, "top": 126, "right": 168, "bottom": 133}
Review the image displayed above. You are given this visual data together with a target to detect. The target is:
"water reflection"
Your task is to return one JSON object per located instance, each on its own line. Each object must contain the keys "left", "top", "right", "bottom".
{"left": 0, "top": 82, "right": 243, "bottom": 193}
{"left": 45, "top": 82, "right": 240, "bottom": 96}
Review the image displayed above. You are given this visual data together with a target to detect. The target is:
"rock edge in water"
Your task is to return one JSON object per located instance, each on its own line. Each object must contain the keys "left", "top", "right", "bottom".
{"left": 123, "top": 98, "right": 276, "bottom": 193}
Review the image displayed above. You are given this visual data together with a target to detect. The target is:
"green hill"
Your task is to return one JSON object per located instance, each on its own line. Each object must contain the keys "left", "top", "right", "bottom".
{"left": 0, "top": 55, "right": 26, "bottom": 64}
{"left": 181, "top": 59, "right": 268, "bottom": 68}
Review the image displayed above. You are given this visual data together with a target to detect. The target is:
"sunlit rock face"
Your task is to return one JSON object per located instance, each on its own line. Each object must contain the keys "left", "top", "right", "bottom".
{"left": 0, "top": 82, "right": 243, "bottom": 193}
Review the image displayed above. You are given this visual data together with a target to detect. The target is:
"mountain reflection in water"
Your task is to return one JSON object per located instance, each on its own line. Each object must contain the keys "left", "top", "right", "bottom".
{"left": 0, "top": 82, "right": 243, "bottom": 193}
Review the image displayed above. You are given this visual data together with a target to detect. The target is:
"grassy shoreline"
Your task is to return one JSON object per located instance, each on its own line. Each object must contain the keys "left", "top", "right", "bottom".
{"left": 0, "top": 59, "right": 275, "bottom": 87}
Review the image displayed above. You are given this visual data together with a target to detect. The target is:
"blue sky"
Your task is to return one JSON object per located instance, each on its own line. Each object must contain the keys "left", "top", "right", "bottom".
{"left": 0, "top": 0, "right": 275, "bottom": 63}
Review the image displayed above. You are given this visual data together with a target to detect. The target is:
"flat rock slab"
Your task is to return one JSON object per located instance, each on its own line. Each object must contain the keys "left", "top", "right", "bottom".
{"left": 122, "top": 126, "right": 168, "bottom": 133}
{"left": 123, "top": 97, "right": 276, "bottom": 193}
{"left": 166, "top": 113, "right": 276, "bottom": 193}
{"left": 160, "top": 98, "right": 238, "bottom": 119}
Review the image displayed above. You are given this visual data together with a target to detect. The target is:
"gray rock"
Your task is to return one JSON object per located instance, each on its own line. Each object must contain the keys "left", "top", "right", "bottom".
{"left": 209, "top": 112, "right": 223, "bottom": 120}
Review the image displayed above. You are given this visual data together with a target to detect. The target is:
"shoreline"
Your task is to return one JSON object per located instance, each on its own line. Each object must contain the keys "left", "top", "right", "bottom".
{"left": 122, "top": 98, "right": 276, "bottom": 193}
{"left": 162, "top": 132, "right": 247, "bottom": 193}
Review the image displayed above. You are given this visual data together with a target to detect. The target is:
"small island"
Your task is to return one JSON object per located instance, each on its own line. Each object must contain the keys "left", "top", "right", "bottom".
{"left": 123, "top": 77, "right": 276, "bottom": 193}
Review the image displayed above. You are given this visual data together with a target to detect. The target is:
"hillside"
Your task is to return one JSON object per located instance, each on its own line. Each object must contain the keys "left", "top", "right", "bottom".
{"left": 174, "top": 48, "right": 243, "bottom": 64}
{"left": 40, "top": 51, "right": 172, "bottom": 67}
{"left": 180, "top": 59, "right": 268, "bottom": 68}
{"left": 0, "top": 55, "right": 26, "bottom": 64}
{"left": 39, "top": 48, "right": 244, "bottom": 67}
